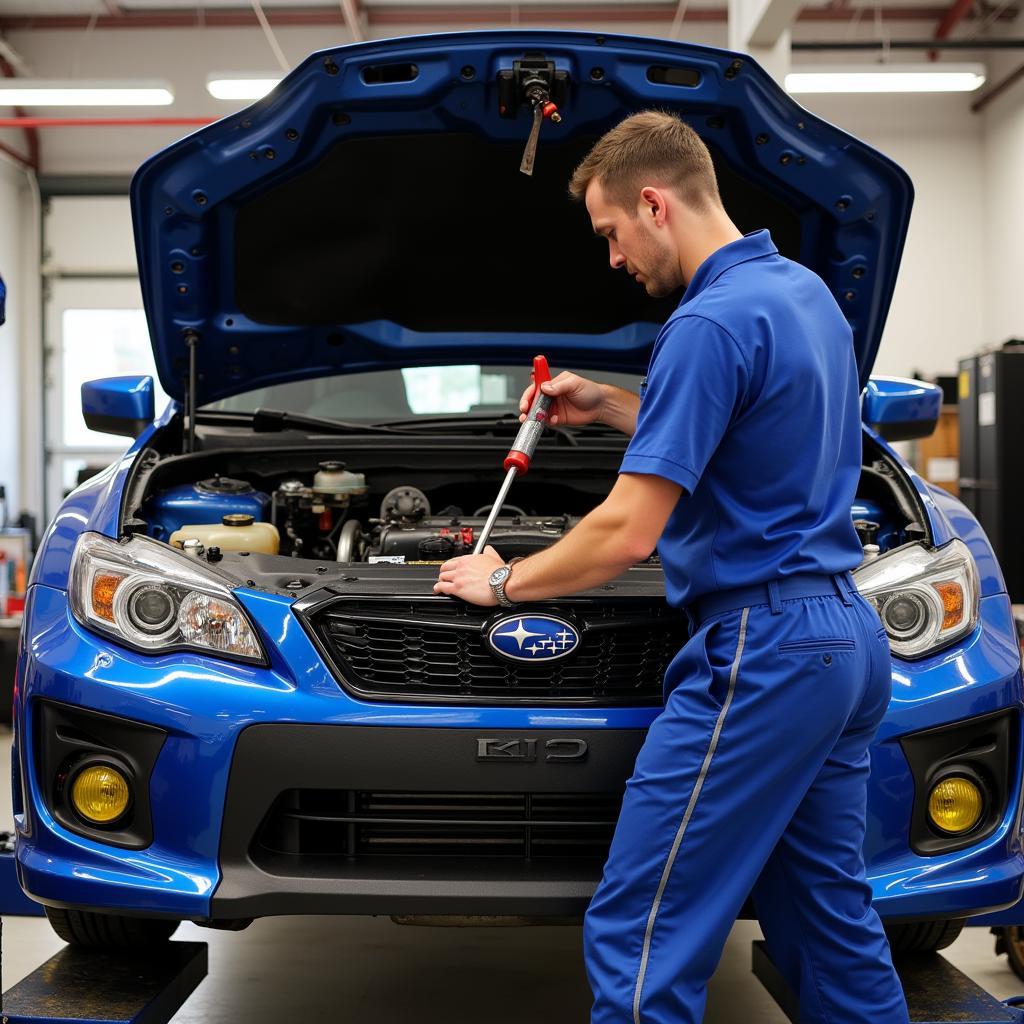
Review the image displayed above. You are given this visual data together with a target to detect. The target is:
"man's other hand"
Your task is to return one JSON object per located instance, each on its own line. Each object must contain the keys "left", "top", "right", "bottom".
{"left": 434, "top": 545, "right": 505, "bottom": 605}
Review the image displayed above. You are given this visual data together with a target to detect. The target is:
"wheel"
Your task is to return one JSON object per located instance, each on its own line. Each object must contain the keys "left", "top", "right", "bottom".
{"left": 44, "top": 906, "right": 180, "bottom": 949}
{"left": 884, "top": 919, "right": 964, "bottom": 953}
{"left": 994, "top": 926, "right": 1024, "bottom": 982}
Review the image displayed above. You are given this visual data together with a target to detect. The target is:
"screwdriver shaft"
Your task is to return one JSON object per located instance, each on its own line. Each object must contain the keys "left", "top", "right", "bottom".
{"left": 473, "top": 466, "right": 518, "bottom": 554}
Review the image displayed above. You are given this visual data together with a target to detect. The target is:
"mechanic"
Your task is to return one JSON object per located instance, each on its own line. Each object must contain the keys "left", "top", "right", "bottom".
{"left": 433, "top": 110, "right": 909, "bottom": 1024}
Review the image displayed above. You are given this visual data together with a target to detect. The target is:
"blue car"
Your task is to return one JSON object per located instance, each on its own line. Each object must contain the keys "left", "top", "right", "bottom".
{"left": 12, "top": 31, "right": 1024, "bottom": 952}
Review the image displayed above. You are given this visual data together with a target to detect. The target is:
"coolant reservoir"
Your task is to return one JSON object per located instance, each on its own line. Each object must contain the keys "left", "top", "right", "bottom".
{"left": 313, "top": 461, "right": 367, "bottom": 499}
{"left": 169, "top": 514, "right": 280, "bottom": 555}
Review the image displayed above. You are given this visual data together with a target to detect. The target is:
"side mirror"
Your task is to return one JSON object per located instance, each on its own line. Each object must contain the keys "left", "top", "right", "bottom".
{"left": 863, "top": 376, "right": 942, "bottom": 442}
{"left": 81, "top": 376, "right": 155, "bottom": 438}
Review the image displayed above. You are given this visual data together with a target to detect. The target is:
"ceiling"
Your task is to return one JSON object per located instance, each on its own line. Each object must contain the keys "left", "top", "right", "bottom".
{"left": 0, "top": 0, "right": 1014, "bottom": 17}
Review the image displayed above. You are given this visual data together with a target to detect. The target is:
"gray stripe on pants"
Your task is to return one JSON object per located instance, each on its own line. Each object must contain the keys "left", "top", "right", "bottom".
{"left": 631, "top": 606, "right": 750, "bottom": 1024}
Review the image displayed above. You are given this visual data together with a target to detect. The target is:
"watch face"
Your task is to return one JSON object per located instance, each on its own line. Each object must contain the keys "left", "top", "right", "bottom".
{"left": 488, "top": 565, "right": 510, "bottom": 586}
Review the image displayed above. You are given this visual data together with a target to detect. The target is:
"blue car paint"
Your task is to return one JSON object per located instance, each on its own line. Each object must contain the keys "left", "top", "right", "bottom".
{"left": 12, "top": 31, "right": 1023, "bottom": 929}
{"left": 129, "top": 32, "right": 912, "bottom": 403}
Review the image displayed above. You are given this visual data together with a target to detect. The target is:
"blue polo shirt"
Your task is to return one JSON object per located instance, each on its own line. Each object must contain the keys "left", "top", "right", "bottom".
{"left": 620, "top": 229, "right": 863, "bottom": 608}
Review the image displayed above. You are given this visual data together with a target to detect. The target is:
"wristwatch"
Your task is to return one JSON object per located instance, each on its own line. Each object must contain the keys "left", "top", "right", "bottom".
{"left": 488, "top": 557, "right": 524, "bottom": 608}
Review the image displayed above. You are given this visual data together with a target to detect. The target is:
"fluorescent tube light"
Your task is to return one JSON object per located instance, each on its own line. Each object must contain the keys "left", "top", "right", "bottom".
{"left": 786, "top": 64, "right": 986, "bottom": 94}
{"left": 0, "top": 80, "right": 174, "bottom": 106}
{"left": 206, "top": 76, "right": 281, "bottom": 101}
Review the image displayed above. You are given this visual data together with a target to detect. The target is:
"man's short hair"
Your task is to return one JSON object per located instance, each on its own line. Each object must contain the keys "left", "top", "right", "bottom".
{"left": 568, "top": 110, "right": 721, "bottom": 215}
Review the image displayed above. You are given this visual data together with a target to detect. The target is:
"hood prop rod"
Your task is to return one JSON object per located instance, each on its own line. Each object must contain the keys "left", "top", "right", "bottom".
{"left": 183, "top": 329, "right": 199, "bottom": 454}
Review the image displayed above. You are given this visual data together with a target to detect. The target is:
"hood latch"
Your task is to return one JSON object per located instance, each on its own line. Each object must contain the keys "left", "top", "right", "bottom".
{"left": 498, "top": 54, "right": 568, "bottom": 176}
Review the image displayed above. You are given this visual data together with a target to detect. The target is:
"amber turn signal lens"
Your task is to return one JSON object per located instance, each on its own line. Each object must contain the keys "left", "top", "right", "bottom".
{"left": 931, "top": 581, "right": 964, "bottom": 631}
{"left": 927, "top": 776, "right": 983, "bottom": 834}
{"left": 70, "top": 765, "right": 130, "bottom": 824}
{"left": 90, "top": 572, "right": 125, "bottom": 623}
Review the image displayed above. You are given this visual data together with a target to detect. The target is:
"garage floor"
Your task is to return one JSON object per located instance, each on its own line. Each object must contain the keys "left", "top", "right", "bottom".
{"left": 3, "top": 728, "right": 1022, "bottom": 1023}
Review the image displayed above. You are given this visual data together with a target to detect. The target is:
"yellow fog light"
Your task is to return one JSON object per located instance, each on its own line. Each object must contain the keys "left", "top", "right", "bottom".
{"left": 70, "top": 765, "right": 130, "bottom": 825}
{"left": 927, "top": 776, "right": 983, "bottom": 834}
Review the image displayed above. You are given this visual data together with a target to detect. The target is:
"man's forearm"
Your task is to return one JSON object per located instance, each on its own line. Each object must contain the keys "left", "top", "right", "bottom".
{"left": 503, "top": 500, "right": 649, "bottom": 603}
{"left": 599, "top": 384, "right": 641, "bottom": 437}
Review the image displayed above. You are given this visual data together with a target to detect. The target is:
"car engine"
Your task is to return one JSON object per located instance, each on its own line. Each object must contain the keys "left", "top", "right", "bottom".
{"left": 144, "top": 463, "right": 581, "bottom": 564}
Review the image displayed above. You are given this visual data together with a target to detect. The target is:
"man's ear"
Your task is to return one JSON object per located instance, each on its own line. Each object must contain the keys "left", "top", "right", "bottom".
{"left": 639, "top": 186, "right": 670, "bottom": 227}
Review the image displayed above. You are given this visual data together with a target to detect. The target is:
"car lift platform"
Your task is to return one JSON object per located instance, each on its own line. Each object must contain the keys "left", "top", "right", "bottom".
{"left": 753, "top": 940, "right": 1024, "bottom": 1023}
{"left": 1, "top": 933, "right": 207, "bottom": 1024}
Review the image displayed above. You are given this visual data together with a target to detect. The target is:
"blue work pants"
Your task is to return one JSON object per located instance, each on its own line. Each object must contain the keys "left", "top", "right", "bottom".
{"left": 584, "top": 577, "right": 909, "bottom": 1024}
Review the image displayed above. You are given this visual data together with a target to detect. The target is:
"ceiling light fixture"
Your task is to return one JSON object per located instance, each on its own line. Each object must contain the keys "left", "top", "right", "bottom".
{"left": 206, "top": 75, "right": 281, "bottom": 101}
{"left": 785, "top": 63, "right": 986, "bottom": 93}
{"left": 0, "top": 80, "right": 174, "bottom": 106}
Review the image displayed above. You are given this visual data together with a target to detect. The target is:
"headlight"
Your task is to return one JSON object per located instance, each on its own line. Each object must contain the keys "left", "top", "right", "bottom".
{"left": 69, "top": 532, "right": 265, "bottom": 662}
{"left": 853, "top": 539, "right": 979, "bottom": 659}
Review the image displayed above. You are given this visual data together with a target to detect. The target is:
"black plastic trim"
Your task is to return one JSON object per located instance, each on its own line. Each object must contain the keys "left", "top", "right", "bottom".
{"left": 871, "top": 418, "right": 939, "bottom": 443}
{"left": 899, "top": 708, "right": 1016, "bottom": 856}
{"left": 33, "top": 700, "right": 167, "bottom": 850}
{"left": 212, "top": 723, "right": 645, "bottom": 918}
{"left": 293, "top": 589, "right": 681, "bottom": 707}
{"left": 83, "top": 412, "right": 151, "bottom": 439}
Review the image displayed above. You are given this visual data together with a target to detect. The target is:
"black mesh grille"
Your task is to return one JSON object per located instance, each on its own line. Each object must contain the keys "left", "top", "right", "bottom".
{"left": 305, "top": 598, "right": 685, "bottom": 704}
{"left": 253, "top": 789, "right": 623, "bottom": 863}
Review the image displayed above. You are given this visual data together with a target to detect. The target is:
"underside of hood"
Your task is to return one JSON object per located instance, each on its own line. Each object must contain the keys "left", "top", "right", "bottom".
{"left": 130, "top": 31, "right": 913, "bottom": 405}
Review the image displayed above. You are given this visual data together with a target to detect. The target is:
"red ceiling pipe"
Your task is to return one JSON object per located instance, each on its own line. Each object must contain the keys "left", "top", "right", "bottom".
{"left": 0, "top": 56, "right": 39, "bottom": 172}
{"left": 0, "top": 139, "right": 33, "bottom": 169}
{"left": 935, "top": 0, "right": 976, "bottom": 37}
{"left": 0, "top": 117, "right": 213, "bottom": 128}
{"left": 930, "top": 0, "right": 975, "bottom": 58}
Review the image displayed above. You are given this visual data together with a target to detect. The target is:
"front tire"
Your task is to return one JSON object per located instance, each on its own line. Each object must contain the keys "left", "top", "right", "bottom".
{"left": 44, "top": 907, "right": 180, "bottom": 949}
{"left": 884, "top": 919, "right": 963, "bottom": 953}
{"left": 994, "top": 926, "right": 1024, "bottom": 981}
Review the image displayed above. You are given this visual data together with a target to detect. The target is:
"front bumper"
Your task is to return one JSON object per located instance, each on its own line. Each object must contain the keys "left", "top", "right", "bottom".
{"left": 13, "top": 582, "right": 1024, "bottom": 922}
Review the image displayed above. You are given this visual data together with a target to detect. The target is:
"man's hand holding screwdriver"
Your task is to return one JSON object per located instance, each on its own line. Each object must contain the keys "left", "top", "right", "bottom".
{"left": 518, "top": 372, "right": 642, "bottom": 437}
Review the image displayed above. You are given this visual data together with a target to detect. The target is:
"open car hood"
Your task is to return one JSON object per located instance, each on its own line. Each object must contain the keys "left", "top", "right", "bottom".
{"left": 131, "top": 31, "right": 913, "bottom": 405}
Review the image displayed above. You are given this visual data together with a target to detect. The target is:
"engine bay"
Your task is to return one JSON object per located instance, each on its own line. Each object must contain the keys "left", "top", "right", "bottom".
{"left": 128, "top": 432, "right": 928, "bottom": 575}
{"left": 138, "top": 462, "right": 584, "bottom": 567}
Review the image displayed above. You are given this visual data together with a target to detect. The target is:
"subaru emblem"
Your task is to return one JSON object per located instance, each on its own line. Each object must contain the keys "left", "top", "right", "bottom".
{"left": 486, "top": 615, "right": 580, "bottom": 663}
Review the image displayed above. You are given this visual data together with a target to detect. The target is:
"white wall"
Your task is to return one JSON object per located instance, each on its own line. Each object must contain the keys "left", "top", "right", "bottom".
{"left": 800, "top": 93, "right": 987, "bottom": 381}
{"left": 0, "top": 156, "right": 35, "bottom": 519}
{"left": 980, "top": 39, "right": 1024, "bottom": 348}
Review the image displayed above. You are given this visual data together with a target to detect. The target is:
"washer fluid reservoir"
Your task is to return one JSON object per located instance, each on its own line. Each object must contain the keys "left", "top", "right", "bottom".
{"left": 169, "top": 514, "right": 280, "bottom": 555}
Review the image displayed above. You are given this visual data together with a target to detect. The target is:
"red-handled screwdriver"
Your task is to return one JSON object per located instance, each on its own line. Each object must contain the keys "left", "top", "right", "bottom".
{"left": 472, "top": 355, "right": 553, "bottom": 555}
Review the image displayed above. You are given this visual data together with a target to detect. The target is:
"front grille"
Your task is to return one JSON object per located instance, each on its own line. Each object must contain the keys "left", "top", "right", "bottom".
{"left": 253, "top": 788, "right": 623, "bottom": 864}
{"left": 305, "top": 598, "right": 685, "bottom": 704}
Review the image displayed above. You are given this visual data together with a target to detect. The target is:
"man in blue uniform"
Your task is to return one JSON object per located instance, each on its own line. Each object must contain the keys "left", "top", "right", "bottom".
{"left": 434, "top": 110, "right": 909, "bottom": 1024}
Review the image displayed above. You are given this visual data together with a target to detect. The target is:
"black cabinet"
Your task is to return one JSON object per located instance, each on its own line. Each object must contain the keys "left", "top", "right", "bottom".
{"left": 958, "top": 346, "right": 1024, "bottom": 601}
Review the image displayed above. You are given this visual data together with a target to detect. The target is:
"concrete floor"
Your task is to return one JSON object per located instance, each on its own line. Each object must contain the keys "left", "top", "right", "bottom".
{"left": 2, "top": 727, "right": 1022, "bottom": 1022}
